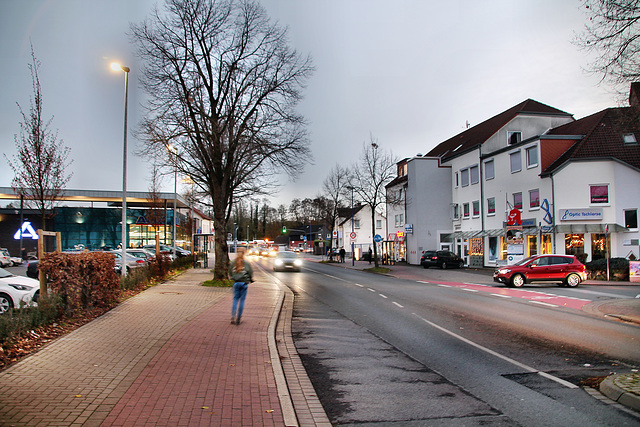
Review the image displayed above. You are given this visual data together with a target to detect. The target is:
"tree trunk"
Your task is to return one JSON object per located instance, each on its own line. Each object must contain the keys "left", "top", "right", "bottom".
{"left": 213, "top": 200, "right": 229, "bottom": 280}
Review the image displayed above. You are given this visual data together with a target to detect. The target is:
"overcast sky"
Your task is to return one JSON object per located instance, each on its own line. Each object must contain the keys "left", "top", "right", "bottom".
{"left": 0, "top": 0, "right": 620, "bottom": 210}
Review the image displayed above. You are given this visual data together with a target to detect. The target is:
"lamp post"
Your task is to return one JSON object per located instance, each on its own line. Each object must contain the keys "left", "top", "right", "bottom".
{"left": 167, "top": 145, "right": 178, "bottom": 258}
{"left": 111, "top": 63, "right": 130, "bottom": 277}
{"left": 347, "top": 186, "right": 355, "bottom": 266}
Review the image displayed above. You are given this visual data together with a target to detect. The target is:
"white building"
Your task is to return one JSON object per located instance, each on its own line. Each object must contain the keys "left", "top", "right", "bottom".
{"left": 391, "top": 84, "right": 640, "bottom": 266}
{"left": 333, "top": 204, "right": 386, "bottom": 260}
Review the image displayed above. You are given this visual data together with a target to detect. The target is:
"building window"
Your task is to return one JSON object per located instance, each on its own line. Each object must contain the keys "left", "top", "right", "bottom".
{"left": 510, "top": 151, "right": 522, "bottom": 173}
{"left": 484, "top": 160, "right": 494, "bottom": 180}
{"left": 472, "top": 200, "right": 480, "bottom": 217}
{"left": 376, "top": 219, "right": 382, "bottom": 229}
{"left": 463, "top": 203, "right": 470, "bottom": 218}
{"left": 394, "top": 214, "right": 404, "bottom": 227}
{"left": 625, "top": 209, "right": 638, "bottom": 229}
{"left": 452, "top": 204, "right": 460, "bottom": 220}
{"left": 461, "top": 168, "right": 469, "bottom": 187}
{"left": 470, "top": 165, "right": 479, "bottom": 184}
{"left": 529, "top": 189, "right": 540, "bottom": 209}
{"left": 623, "top": 133, "right": 637, "bottom": 144}
{"left": 592, "top": 233, "right": 606, "bottom": 260}
{"left": 590, "top": 184, "right": 609, "bottom": 204}
{"left": 354, "top": 219, "right": 360, "bottom": 229}
{"left": 508, "top": 131, "right": 522, "bottom": 145}
{"left": 455, "top": 172, "right": 459, "bottom": 187}
{"left": 513, "top": 192, "right": 523, "bottom": 210}
{"left": 487, "top": 197, "right": 496, "bottom": 215}
{"left": 526, "top": 146, "right": 538, "bottom": 168}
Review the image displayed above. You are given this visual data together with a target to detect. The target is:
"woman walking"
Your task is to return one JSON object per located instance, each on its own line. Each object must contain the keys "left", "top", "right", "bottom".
{"left": 229, "top": 248, "right": 253, "bottom": 325}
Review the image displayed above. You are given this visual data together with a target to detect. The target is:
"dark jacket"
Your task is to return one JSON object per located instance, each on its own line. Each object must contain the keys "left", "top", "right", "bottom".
{"left": 229, "top": 260, "right": 253, "bottom": 283}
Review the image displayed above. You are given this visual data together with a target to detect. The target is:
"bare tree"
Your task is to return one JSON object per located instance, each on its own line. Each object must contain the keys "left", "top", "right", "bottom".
{"left": 5, "top": 45, "right": 72, "bottom": 230}
{"left": 347, "top": 137, "right": 397, "bottom": 268}
{"left": 322, "top": 164, "right": 348, "bottom": 242}
{"left": 130, "top": 0, "right": 314, "bottom": 279}
{"left": 576, "top": 0, "right": 640, "bottom": 89}
{"left": 146, "top": 162, "right": 167, "bottom": 228}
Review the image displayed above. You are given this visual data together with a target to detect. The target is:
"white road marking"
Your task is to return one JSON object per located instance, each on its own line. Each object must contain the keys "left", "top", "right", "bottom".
{"left": 355, "top": 283, "right": 364, "bottom": 287}
{"left": 529, "top": 301, "right": 559, "bottom": 308}
{"left": 368, "top": 288, "right": 376, "bottom": 292}
{"left": 379, "top": 294, "right": 388, "bottom": 299}
{"left": 462, "top": 288, "right": 479, "bottom": 292}
{"left": 491, "top": 294, "right": 512, "bottom": 298}
{"left": 412, "top": 313, "right": 578, "bottom": 389}
{"left": 392, "top": 302, "right": 404, "bottom": 308}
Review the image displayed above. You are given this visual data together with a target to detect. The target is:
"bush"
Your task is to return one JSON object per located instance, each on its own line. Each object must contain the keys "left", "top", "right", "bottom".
{"left": 585, "top": 257, "right": 630, "bottom": 280}
{"left": 40, "top": 252, "right": 121, "bottom": 315}
{"left": 0, "top": 294, "right": 63, "bottom": 343}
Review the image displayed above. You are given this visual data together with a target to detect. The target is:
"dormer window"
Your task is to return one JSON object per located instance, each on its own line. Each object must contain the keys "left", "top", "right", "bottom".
{"left": 508, "top": 131, "right": 522, "bottom": 145}
{"left": 623, "top": 133, "right": 637, "bottom": 144}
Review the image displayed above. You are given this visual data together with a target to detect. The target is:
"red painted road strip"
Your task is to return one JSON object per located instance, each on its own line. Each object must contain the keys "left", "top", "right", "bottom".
{"left": 423, "top": 281, "right": 592, "bottom": 310}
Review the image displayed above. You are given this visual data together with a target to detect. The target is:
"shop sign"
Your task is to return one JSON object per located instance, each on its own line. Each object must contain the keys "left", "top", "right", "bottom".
{"left": 13, "top": 221, "right": 39, "bottom": 240}
{"left": 404, "top": 224, "right": 413, "bottom": 234}
{"left": 559, "top": 208, "right": 603, "bottom": 221}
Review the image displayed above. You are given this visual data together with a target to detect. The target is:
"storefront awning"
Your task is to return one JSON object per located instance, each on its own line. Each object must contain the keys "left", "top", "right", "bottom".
{"left": 450, "top": 230, "right": 482, "bottom": 239}
{"left": 555, "top": 223, "right": 628, "bottom": 234}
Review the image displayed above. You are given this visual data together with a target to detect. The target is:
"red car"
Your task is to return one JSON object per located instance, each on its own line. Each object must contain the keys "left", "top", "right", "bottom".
{"left": 493, "top": 254, "right": 587, "bottom": 288}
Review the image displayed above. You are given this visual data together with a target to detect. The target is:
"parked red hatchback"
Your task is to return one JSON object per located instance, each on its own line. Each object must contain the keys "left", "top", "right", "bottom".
{"left": 493, "top": 254, "right": 587, "bottom": 288}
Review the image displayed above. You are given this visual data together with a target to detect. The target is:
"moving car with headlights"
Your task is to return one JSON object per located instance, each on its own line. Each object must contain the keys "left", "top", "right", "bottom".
{"left": 493, "top": 254, "right": 587, "bottom": 288}
{"left": 0, "top": 267, "right": 39, "bottom": 313}
{"left": 420, "top": 250, "right": 465, "bottom": 269}
{"left": 273, "top": 251, "right": 303, "bottom": 272}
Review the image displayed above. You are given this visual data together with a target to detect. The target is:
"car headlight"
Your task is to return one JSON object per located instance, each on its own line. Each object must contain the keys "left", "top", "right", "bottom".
{"left": 9, "top": 284, "right": 34, "bottom": 291}
{"left": 275, "top": 259, "right": 284, "bottom": 266}
{"left": 294, "top": 260, "right": 302, "bottom": 267}
{"left": 496, "top": 269, "right": 511, "bottom": 275}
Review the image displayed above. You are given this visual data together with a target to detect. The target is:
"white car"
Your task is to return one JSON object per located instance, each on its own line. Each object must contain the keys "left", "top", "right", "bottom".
{"left": 0, "top": 250, "right": 11, "bottom": 268}
{"left": 0, "top": 268, "right": 40, "bottom": 313}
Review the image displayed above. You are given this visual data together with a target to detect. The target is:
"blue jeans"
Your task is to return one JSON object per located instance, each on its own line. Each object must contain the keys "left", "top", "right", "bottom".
{"left": 232, "top": 282, "right": 249, "bottom": 320}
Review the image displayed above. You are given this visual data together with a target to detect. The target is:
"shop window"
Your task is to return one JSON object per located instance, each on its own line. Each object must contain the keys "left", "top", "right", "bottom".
{"left": 513, "top": 192, "right": 523, "bottom": 209}
{"left": 527, "top": 235, "right": 537, "bottom": 257}
{"left": 541, "top": 234, "right": 552, "bottom": 254}
{"left": 526, "top": 146, "right": 538, "bottom": 168}
{"left": 463, "top": 203, "right": 470, "bottom": 218}
{"left": 488, "top": 236, "right": 498, "bottom": 260}
{"left": 591, "top": 233, "right": 606, "bottom": 261}
{"left": 510, "top": 151, "right": 522, "bottom": 173}
{"left": 529, "top": 189, "right": 540, "bottom": 209}
{"left": 487, "top": 197, "right": 495, "bottom": 215}
{"left": 469, "top": 238, "right": 483, "bottom": 256}
{"left": 590, "top": 184, "right": 609, "bottom": 204}
{"left": 565, "top": 233, "right": 585, "bottom": 257}
{"left": 625, "top": 209, "right": 638, "bottom": 229}
{"left": 485, "top": 159, "right": 495, "bottom": 180}
{"left": 470, "top": 165, "right": 479, "bottom": 184}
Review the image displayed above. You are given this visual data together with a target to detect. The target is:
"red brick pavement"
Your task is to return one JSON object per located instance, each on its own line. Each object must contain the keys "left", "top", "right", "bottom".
{"left": 102, "top": 282, "right": 284, "bottom": 427}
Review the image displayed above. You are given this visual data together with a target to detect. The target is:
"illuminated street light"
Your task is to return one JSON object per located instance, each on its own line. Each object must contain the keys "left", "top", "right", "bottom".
{"left": 111, "top": 62, "right": 130, "bottom": 276}
{"left": 168, "top": 144, "right": 178, "bottom": 258}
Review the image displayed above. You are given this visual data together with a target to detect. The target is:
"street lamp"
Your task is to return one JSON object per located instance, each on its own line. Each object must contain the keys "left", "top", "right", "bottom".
{"left": 346, "top": 186, "right": 355, "bottom": 266}
{"left": 111, "top": 62, "right": 130, "bottom": 277}
{"left": 167, "top": 144, "right": 178, "bottom": 258}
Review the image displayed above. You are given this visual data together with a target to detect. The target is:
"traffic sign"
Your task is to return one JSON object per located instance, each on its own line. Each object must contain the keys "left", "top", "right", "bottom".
{"left": 350, "top": 231, "right": 357, "bottom": 240}
{"left": 374, "top": 234, "right": 382, "bottom": 243}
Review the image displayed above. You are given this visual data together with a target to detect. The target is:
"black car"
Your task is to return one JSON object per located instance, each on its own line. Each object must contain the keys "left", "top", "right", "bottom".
{"left": 420, "top": 250, "right": 465, "bottom": 269}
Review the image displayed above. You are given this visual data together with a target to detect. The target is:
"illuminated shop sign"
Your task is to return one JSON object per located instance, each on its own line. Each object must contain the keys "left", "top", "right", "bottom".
{"left": 559, "top": 208, "right": 603, "bottom": 221}
{"left": 13, "top": 221, "right": 39, "bottom": 240}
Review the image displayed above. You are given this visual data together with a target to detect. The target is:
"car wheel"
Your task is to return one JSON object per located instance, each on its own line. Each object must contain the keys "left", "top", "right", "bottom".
{"left": 441, "top": 261, "right": 447, "bottom": 269}
{"left": 458, "top": 261, "right": 464, "bottom": 268}
{"left": 511, "top": 274, "right": 525, "bottom": 288}
{"left": 0, "top": 293, "right": 14, "bottom": 314}
{"left": 565, "top": 273, "right": 581, "bottom": 287}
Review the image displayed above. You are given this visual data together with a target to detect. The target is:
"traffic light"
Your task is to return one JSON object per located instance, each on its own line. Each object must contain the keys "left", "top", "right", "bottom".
{"left": 282, "top": 226, "right": 287, "bottom": 233}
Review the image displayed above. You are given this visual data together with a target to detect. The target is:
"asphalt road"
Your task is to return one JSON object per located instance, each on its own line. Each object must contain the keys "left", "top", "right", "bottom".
{"left": 255, "top": 257, "right": 640, "bottom": 426}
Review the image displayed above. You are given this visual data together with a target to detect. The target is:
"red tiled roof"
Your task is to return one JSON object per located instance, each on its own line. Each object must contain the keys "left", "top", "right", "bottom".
{"left": 542, "top": 107, "right": 640, "bottom": 174}
{"left": 425, "top": 99, "right": 572, "bottom": 160}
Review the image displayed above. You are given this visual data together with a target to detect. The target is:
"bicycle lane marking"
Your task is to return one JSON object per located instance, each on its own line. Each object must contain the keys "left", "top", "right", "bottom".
{"left": 418, "top": 280, "right": 592, "bottom": 310}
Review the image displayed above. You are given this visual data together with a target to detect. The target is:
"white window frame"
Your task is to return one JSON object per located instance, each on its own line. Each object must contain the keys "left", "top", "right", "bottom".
{"left": 461, "top": 168, "right": 470, "bottom": 187}
{"left": 484, "top": 159, "right": 495, "bottom": 180}
{"left": 510, "top": 150, "right": 522, "bottom": 173}
{"left": 463, "top": 202, "right": 470, "bottom": 218}
{"left": 526, "top": 145, "right": 538, "bottom": 168}
{"left": 376, "top": 219, "right": 382, "bottom": 229}
{"left": 513, "top": 192, "right": 523, "bottom": 210}
{"left": 529, "top": 189, "right": 540, "bottom": 210}
{"left": 508, "top": 131, "right": 522, "bottom": 145}
{"left": 470, "top": 165, "right": 479, "bottom": 185}
{"left": 487, "top": 197, "right": 496, "bottom": 216}
{"left": 472, "top": 200, "right": 480, "bottom": 218}
{"left": 590, "top": 184, "right": 610, "bottom": 205}
{"left": 624, "top": 209, "right": 638, "bottom": 230}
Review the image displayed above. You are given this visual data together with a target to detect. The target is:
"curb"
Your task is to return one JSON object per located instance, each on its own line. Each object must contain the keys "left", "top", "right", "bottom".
{"left": 599, "top": 373, "right": 640, "bottom": 412}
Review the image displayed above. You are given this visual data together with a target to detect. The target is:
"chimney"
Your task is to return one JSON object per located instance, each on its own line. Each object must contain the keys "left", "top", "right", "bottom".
{"left": 630, "top": 82, "right": 640, "bottom": 108}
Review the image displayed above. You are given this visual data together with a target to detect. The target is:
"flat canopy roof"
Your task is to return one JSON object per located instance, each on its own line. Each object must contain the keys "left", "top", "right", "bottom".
{"left": 0, "top": 187, "right": 190, "bottom": 209}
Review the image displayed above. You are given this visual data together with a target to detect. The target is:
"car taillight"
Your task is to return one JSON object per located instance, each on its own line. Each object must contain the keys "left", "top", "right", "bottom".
{"left": 432, "top": 256, "right": 438, "bottom": 260}
{"left": 136, "top": 260, "right": 145, "bottom": 265}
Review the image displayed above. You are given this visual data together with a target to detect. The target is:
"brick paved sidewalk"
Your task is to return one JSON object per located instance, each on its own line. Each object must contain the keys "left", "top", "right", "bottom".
{"left": 0, "top": 268, "right": 290, "bottom": 426}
